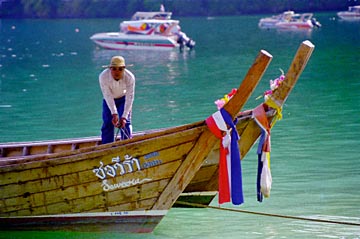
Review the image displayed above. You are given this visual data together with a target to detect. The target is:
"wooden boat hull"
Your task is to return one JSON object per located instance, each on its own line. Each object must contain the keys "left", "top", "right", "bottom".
{"left": 0, "top": 111, "right": 259, "bottom": 203}
{"left": 0, "top": 210, "right": 165, "bottom": 233}
{"left": 0, "top": 122, "right": 211, "bottom": 233}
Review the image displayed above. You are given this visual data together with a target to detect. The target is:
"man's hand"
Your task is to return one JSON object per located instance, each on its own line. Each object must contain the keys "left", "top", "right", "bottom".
{"left": 112, "top": 114, "right": 119, "bottom": 127}
{"left": 119, "top": 117, "right": 127, "bottom": 128}
{"left": 112, "top": 114, "right": 126, "bottom": 128}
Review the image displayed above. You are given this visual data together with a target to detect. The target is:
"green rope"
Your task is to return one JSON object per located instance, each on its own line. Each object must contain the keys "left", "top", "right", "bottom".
{"left": 175, "top": 201, "right": 360, "bottom": 227}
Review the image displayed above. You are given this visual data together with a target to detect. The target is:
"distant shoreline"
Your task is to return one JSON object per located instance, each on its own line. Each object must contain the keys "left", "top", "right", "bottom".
{"left": 0, "top": 0, "right": 356, "bottom": 19}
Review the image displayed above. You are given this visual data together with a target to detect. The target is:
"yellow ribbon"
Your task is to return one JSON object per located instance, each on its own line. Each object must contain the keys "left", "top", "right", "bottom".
{"left": 265, "top": 96, "right": 283, "bottom": 128}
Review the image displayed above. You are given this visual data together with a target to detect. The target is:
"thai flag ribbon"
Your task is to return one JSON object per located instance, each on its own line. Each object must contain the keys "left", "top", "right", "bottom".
{"left": 253, "top": 104, "right": 272, "bottom": 202}
{"left": 206, "top": 108, "right": 244, "bottom": 205}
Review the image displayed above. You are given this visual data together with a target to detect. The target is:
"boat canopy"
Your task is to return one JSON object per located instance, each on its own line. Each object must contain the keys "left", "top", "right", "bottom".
{"left": 348, "top": 5, "right": 360, "bottom": 12}
{"left": 131, "top": 11, "right": 172, "bottom": 20}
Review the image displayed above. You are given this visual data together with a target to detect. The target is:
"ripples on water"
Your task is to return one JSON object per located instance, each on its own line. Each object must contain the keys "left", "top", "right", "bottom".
{"left": 1, "top": 13, "right": 360, "bottom": 238}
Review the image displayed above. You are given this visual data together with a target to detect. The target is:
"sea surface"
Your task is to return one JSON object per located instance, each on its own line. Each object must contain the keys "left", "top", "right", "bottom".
{"left": 1, "top": 12, "right": 360, "bottom": 239}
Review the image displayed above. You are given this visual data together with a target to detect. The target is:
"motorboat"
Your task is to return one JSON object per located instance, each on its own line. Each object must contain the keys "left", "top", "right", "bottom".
{"left": 275, "top": 13, "right": 321, "bottom": 29}
{"left": 258, "top": 11, "right": 295, "bottom": 29}
{"left": 90, "top": 19, "right": 181, "bottom": 51}
{"left": 90, "top": 7, "right": 195, "bottom": 51}
{"left": 337, "top": 5, "right": 360, "bottom": 20}
{"left": 259, "top": 11, "right": 321, "bottom": 30}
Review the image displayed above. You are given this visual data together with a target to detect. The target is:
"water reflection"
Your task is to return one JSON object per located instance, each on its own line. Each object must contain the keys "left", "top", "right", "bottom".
{"left": 91, "top": 48, "right": 196, "bottom": 83}
{"left": 92, "top": 48, "right": 195, "bottom": 67}
{"left": 259, "top": 27, "right": 314, "bottom": 38}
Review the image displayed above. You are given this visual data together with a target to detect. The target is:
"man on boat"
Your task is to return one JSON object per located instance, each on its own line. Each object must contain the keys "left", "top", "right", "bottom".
{"left": 99, "top": 56, "right": 135, "bottom": 144}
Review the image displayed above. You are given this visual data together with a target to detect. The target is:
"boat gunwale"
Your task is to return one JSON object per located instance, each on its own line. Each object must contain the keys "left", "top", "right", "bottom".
{"left": 0, "top": 121, "right": 206, "bottom": 166}
{"left": 0, "top": 109, "right": 274, "bottom": 164}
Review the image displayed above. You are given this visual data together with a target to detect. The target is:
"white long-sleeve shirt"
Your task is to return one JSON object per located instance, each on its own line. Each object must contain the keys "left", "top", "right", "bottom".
{"left": 99, "top": 68, "right": 135, "bottom": 118}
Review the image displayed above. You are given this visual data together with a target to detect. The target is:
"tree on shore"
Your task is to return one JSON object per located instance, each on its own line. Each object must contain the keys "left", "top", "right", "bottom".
{"left": 0, "top": 0, "right": 357, "bottom": 18}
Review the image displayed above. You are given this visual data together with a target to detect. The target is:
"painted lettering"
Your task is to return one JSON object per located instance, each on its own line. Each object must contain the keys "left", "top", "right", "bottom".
{"left": 101, "top": 178, "right": 152, "bottom": 192}
{"left": 144, "top": 151, "right": 159, "bottom": 159}
{"left": 93, "top": 152, "right": 163, "bottom": 180}
{"left": 142, "top": 159, "right": 162, "bottom": 169}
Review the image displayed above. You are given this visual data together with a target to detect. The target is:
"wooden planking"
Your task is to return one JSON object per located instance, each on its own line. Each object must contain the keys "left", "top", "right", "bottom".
{"left": 1, "top": 125, "right": 206, "bottom": 216}
{"left": 183, "top": 181, "right": 217, "bottom": 192}
{"left": 5, "top": 180, "right": 169, "bottom": 217}
{"left": 1, "top": 161, "right": 179, "bottom": 216}
{"left": 106, "top": 197, "right": 160, "bottom": 212}
{"left": 0, "top": 128, "right": 192, "bottom": 168}
{"left": 0, "top": 138, "right": 193, "bottom": 192}
{"left": 0, "top": 121, "right": 205, "bottom": 160}
{"left": 153, "top": 130, "right": 219, "bottom": 210}
{"left": 1, "top": 140, "right": 191, "bottom": 204}
{"left": 188, "top": 165, "right": 218, "bottom": 184}
{"left": 0, "top": 126, "right": 203, "bottom": 173}
{"left": 1, "top": 139, "right": 101, "bottom": 158}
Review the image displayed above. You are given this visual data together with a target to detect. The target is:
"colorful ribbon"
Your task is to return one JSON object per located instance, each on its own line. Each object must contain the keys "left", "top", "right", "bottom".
{"left": 253, "top": 104, "right": 272, "bottom": 202}
{"left": 206, "top": 108, "right": 244, "bottom": 205}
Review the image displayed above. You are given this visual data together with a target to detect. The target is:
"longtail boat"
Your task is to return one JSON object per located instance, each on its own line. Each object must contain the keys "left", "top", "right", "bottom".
{"left": 0, "top": 45, "right": 272, "bottom": 233}
{"left": 0, "top": 41, "right": 314, "bottom": 232}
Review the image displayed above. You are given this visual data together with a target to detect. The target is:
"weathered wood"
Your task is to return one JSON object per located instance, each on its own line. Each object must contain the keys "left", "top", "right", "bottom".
{"left": 223, "top": 50, "right": 273, "bottom": 118}
{"left": 272, "top": 40, "right": 315, "bottom": 105}
{"left": 0, "top": 121, "right": 205, "bottom": 160}
{"left": 1, "top": 154, "right": 182, "bottom": 209}
{"left": 153, "top": 50, "right": 273, "bottom": 210}
{"left": 0, "top": 126, "right": 203, "bottom": 170}
{"left": 188, "top": 164, "right": 218, "bottom": 184}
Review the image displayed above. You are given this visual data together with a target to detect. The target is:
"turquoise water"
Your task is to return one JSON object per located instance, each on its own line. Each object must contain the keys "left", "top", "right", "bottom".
{"left": 1, "top": 13, "right": 360, "bottom": 238}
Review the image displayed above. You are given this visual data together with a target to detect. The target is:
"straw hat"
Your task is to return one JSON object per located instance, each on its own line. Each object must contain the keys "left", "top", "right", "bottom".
{"left": 102, "top": 56, "right": 133, "bottom": 68}
{"left": 109, "top": 56, "right": 126, "bottom": 67}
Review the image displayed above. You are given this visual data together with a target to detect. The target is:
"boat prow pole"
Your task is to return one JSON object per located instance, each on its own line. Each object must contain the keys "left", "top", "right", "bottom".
{"left": 153, "top": 50, "right": 273, "bottom": 210}
{"left": 224, "top": 50, "right": 273, "bottom": 118}
{"left": 272, "top": 40, "right": 315, "bottom": 104}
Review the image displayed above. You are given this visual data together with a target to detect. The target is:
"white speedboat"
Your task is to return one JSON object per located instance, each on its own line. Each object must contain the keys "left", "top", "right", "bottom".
{"left": 337, "top": 5, "right": 360, "bottom": 21}
{"left": 259, "top": 11, "right": 321, "bottom": 30}
{"left": 258, "top": 11, "right": 295, "bottom": 29}
{"left": 90, "top": 8, "right": 195, "bottom": 51}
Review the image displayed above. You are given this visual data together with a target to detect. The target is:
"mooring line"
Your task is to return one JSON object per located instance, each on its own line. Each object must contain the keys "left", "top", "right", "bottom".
{"left": 175, "top": 201, "right": 360, "bottom": 227}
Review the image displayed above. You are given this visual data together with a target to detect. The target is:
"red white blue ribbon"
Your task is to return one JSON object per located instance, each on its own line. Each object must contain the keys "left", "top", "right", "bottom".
{"left": 206, "top": 108, "right": 244, "bottom": 205}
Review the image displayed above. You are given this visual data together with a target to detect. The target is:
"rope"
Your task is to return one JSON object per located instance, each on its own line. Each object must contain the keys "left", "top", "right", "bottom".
{"left": 114, "top": 127, "right": 120, "bottom": 141}
{"left": 114, "top": 126, "right": 131, "bottom": 141}
{"left": 175, "top": 201, "right": 360, "bottom": 227}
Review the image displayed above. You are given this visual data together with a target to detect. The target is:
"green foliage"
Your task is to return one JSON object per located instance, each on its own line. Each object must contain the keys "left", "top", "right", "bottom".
{"left": 20, "top": 0, "right": 58, "bottom": 18}
{"left": 1, "top": 0, "right": 358, "bottom": 18}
